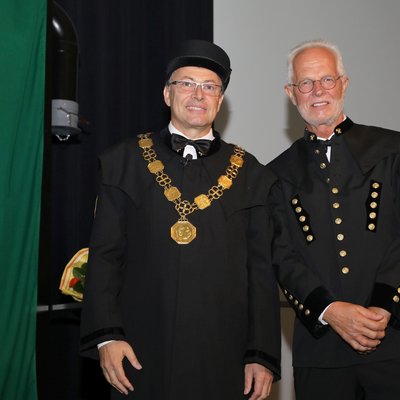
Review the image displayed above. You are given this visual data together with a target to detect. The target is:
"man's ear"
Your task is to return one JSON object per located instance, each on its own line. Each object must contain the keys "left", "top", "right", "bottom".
{"left": 284, "top": 84, "right": 297, "bottom": 106}
{"left": 341, "top": 75, "right": 349, "bottom": 95}
{"left": 216, "top": 93, "right": 224, "bottom": 112}
{"left": 163, "top": 85, "right": 171, "bottom": 107}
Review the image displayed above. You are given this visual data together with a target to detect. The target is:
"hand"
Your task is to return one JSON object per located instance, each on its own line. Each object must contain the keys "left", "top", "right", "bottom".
{"left": 99, "top": 340, "right": 142, "bottom": 395}
{"left": 368, "top": 306, "right": 391, "bottom": 326}
{"left": 244, "top": 363, "right": 274, "bottom": 399}
{"left": 323, "top": 301, "right": 386, "bottom": 353}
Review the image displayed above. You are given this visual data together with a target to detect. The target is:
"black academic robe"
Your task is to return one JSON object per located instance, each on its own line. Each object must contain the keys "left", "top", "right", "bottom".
{"left": 268, "top": 118, "right": 400, "bottom": 368}
{"left": 80, "top": 129, "right": 281, "bottom": 399}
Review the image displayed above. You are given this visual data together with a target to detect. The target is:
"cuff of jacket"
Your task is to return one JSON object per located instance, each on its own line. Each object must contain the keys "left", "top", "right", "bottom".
{"left": 369, "top": 282, "right": 400, "bottom": 328}
{"left": 80, "top": 327, "right": 126, "bottom": 359}
{"left": 244, "top": 349, "right": 281, "bottom": 382}
{"left": 299, "top": 286, "right": 335, "bottom": 338}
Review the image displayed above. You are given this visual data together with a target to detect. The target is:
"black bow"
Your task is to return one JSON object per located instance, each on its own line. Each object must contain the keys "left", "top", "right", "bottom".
{"left": 318, "top": 139, "right": 333, "bottom": 153}
{"left": 171, "top": 134, "right": 212, "bottom": 156}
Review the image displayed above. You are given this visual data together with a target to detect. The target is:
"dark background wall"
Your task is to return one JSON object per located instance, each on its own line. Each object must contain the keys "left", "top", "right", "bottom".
{"left": 37, "top": 1, "right": 213, "bottom": 398}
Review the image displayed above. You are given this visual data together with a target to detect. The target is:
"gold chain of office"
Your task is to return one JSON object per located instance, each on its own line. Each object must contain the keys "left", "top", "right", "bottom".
{"left": 137, "top": 133, "right": 245, "bottom": 244}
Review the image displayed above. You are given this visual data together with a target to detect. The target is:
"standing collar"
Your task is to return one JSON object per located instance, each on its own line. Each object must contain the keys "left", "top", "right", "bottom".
{"left": 304, "top": 117, "right": 354, "bottom": 143}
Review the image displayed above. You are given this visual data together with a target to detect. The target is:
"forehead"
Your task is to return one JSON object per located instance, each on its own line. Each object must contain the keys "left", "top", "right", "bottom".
{"left": 293, "top": 47, "right": 338, "bottom": 78}
{"left": 171, "top": 66, "right": 221, "bottom": 83}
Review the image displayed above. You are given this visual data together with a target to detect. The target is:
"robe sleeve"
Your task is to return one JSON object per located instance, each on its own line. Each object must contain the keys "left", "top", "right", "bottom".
{"left": 80, "top": 164, "right": 129, "bottom": 359}
{"left": 268, "top": 182, "right": 336, "bottom": 338}
{"left": 243, "top": 169, "right": 281, "bottom": 381}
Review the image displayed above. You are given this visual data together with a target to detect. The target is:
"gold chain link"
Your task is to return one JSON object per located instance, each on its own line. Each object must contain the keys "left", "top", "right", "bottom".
{"left": 138, "top": 133, "right": 245, "bottom": 220}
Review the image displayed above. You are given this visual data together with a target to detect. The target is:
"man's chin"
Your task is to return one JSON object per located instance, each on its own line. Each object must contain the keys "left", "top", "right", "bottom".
{"left": 303, "top": 114, "right": 340, "bottom": 129}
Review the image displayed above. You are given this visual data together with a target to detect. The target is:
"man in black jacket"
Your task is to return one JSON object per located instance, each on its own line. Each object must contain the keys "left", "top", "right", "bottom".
{"left": 268, "top": 39, "right": 400, "bottom": 400}
{"left": 80, "top": 40, "right": 281, "bottom": 399}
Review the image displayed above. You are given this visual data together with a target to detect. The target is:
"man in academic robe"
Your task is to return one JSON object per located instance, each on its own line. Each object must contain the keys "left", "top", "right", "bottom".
{"left": 80, "top": 39, "right": 281, "bottom": 400}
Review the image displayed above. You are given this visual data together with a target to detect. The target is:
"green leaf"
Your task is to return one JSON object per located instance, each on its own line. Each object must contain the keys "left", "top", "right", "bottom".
{"left": 73, "top": 281, "right": 84, "bottom": 293}
{"left": 73, "top": 267, "right": 86, "bottom": 280}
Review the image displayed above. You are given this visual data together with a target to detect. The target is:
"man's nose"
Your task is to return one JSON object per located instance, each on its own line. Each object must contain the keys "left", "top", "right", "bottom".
{"left": 192, "top": 84, "right": 204, "bottom": 99}
{"left": 312, "top": 79, "right": 325, "bottom": 94}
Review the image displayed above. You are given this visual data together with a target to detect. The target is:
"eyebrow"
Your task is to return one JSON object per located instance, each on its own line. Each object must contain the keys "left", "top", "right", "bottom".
{"left": 175, "top": 76, "right": 219, "bottom": 84}
{"left": 297, "top": 74, "right": 336, "bottom": 81}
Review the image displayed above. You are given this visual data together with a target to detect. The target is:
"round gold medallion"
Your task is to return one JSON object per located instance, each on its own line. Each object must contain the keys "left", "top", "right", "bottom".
{"left": 171, "top": 220, "right": 196, "bottom": 244}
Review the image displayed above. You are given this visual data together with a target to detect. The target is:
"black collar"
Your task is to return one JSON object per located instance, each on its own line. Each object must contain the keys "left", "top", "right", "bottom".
{"left": 304, "top": 118, "right": 354, "bottom": 143}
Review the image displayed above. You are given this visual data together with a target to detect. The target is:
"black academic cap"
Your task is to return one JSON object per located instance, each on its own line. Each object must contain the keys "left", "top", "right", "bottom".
{"left": 165, "top": 39, "right": 232, "bottom": 90}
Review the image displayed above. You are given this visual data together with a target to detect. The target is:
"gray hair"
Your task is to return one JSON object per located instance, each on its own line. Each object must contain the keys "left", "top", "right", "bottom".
{"left": 287, "top": 39, "right": 346, "bottom": 83}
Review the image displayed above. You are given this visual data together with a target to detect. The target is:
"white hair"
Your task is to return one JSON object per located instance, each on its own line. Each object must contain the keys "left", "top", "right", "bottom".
{"left": 287, "top": 39, "right": 346, "bottom": 83}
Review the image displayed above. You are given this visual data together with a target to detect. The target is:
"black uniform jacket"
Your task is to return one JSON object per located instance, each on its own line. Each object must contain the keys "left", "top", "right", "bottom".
{"left": 268, "top": 118, "right": 400, "bottom": 368}
{"left": 80, "top": 128, "right": 281, "bottom": 399}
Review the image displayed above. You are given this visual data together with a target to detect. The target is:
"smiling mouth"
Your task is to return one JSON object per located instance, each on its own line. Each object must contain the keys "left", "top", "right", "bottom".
{"left": 312, "top": 101, "right": 329, "bottom": 107}
{"left": 186, "top": 105, "right": 207, "bottom": 111}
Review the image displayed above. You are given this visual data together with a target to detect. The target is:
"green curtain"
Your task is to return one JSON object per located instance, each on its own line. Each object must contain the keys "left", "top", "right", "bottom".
{"left": 0, "top": 1, "right": 46, "bottom": 399}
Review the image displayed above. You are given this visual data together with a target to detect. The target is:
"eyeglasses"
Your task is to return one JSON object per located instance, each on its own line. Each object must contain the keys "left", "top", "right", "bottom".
{"left": 168, "top": 80, "right": 223, "bottom": 97}
{"left": 289, "top": 75, "right": 343, "bottom": 94}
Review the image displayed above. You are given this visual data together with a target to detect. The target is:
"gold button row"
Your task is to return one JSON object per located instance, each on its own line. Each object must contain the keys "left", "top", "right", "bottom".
{"left": 283, "top": 289, "right": 309, "bottom": 315}
{"left": 367, "top": 182, "right": 380, "bottom": 232}
{"left": 291, "top": 197, "right": 315, "bottom": 243}
{"left": 330, "top": 187, "right": 348, "bottom": 273}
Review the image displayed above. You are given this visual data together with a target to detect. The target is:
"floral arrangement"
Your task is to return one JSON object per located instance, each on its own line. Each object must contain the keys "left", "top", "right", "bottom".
{"left": 59, "top": 248, "right": 88, "bottom": 302}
